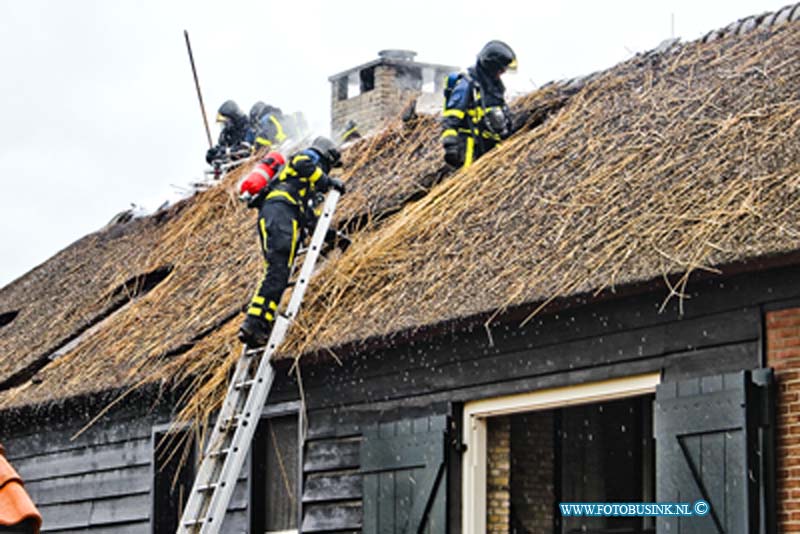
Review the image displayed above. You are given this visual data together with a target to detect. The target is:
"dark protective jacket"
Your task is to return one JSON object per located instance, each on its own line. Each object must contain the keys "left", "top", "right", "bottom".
{"left": 264, "top": 149, "right": 336, "bottom": 225}
{"left": 246, "top": 112, "right": 288, "bottom": 150}
{"left": 441, "top": 62, "right": 512, "bottom": 168}
{"left": 218, "top": 114, "right": 250, "bottom": 148}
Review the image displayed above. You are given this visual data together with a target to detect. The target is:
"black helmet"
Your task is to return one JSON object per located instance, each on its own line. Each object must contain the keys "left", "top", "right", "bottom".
{"left": 249, "top": 101, "right": 267, "bottom": 123}
{"left": 310, "top": 136, "right": 342, "bottom": 168}
{"left": 477, "top": 40, "right": 517, "bottom": 76}
{"left": 217, "top": 100, "right": 244, "bottom": 122}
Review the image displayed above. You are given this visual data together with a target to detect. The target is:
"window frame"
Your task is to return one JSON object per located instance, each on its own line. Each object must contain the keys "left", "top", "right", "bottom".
{"left": 461, "top": 372, "right": 661, "bottom": 534}
{"left": 150, "top": 422, "right": 196, "bottom": 534}
{"left": 249, "top": 400, "right": 304, "bottom": 534}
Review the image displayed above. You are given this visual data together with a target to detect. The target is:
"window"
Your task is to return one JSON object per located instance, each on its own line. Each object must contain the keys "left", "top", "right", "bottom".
{"left": 463, "top": 373, "right": 660, "bottom": 534}
{"left": 152, "top": 428, "right": 195, "bottom": 534}
{"left": 335, "top": 77, "right": 347, "bottom": 101}
{"left": 251, "top": 413, "right": 300, "bottom": 533}
{"left": 360, "top": 67, "right": 375, "bottom": 93}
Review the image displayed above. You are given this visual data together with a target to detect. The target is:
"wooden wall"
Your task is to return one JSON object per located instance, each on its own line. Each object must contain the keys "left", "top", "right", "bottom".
{"left": 2, "top": 403, "right": 249, "bottom": 533}
{"left": 282, "top": 264, "right": 800, "bottom": 532}
{"left": 2, "top": 264, "right": 798, "bottom": 533}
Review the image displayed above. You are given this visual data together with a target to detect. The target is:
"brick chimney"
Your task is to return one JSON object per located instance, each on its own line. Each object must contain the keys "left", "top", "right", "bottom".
{"left": 328, "top": 50, "right": 457, "bottom": 138}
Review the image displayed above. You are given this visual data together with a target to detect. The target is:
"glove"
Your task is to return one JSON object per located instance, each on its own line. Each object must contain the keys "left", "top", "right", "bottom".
{"left": 443, "top": 141, "right": 463, "bottom": 168}
{"left": 206, "top": 146, "right": 222, "bottom": 164}
{"left": 329, "top": 178, "right": 346, "bottom": 194}
{"left": 485, "top": 107, "right": 510, "bottom": 138}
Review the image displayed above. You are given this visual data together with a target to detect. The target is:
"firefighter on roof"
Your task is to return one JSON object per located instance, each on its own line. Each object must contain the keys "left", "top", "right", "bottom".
{"left": 246, "top": 102, "right": 289, "bottom": 152}
{"left": 206, "top": 100, "right": 251, "bottom": 164}
{"left": 441, "top": 40, "right": 517, "bottom": 169}
{"left": 237, "top": 137, "right": 347, "bottom": 347}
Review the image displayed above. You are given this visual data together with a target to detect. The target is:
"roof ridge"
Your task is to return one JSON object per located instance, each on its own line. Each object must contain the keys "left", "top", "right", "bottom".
{"left": 702, "top": 2, "right": 800, "bottom": 42}
{"left": 550, "top": 2, "right": 800, "bottom": 94}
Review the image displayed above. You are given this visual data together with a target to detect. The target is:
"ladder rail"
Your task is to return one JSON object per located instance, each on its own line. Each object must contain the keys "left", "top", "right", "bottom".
{"left": 177, "top": 346, "right": 254, "bottom": 529}
{"left": 178, "top": 190, "right": 341, "bottom": 534}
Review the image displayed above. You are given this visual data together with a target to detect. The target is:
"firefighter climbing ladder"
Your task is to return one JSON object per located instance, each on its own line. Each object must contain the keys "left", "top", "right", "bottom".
{"left": 178, "top": 190, "right": 341, "bottom": 534}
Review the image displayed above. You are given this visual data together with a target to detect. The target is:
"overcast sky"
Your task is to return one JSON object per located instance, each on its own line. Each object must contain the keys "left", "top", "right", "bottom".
{"left": 0, "top": 0, "right": 789, "bottom": 288}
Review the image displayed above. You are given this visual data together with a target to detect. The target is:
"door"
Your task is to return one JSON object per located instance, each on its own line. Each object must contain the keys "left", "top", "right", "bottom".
{"left": 655, "top": 369, "right": 775, "bottom": 533}
{"left": 360, "top": 415, "right": 448, "bottom": 534}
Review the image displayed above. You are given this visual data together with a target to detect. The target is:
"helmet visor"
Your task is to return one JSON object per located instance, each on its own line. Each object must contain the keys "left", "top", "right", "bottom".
{"left": 505, "top": 58, "right": 518, "bottom": 73}
{"left": 216, "top": 113, "right": 229, "bottom": 123}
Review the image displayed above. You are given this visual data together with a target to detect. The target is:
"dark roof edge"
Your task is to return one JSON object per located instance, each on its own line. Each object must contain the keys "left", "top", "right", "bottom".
{"left": 297, "top": 249, "right": 800, "bottom": 366}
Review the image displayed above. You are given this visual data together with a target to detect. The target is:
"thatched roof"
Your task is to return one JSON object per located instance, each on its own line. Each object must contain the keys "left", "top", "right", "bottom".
{"left": 1, "top": 6, "right": 799, "bottom": 422}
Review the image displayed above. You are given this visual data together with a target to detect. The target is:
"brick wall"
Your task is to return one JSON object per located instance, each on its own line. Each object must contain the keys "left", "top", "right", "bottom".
{"left": 487, "top": 416, "right": 511, "bottom": 534}
{"left": 766, "top": 307, "right": 800, "bottom": 533}
{"left": 511, "top": 412, "right": 555, "bottom": 532}
{"left": 486, "top": 413, "right": 556, "bottom": 533}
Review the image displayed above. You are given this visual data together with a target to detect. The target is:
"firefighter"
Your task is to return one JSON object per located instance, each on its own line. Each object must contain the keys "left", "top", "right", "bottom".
{"left": 246, "top": 102, "right": 288, "bottom": 152}
{"left": 206, "top": 100, "right": 251, "bottom": 164}
{"left": 237, "top": 137, "right": 347, "bottom": 347}
{"left": 441, "top": 40, "right": 517, "bottom": 169}
{"left": 339, "top": 119, "right": 362, "bottom": 144}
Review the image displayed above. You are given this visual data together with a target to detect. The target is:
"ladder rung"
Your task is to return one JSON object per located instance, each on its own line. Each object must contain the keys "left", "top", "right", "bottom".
{"left": 235, "top": 379, "right": 254, "bottom": 390}
{"left": 244, "top": 348, "right": 262, "bottom": 356}
{"left": 183, "top": 518, "right": 205, "bottom": 527}
{"left": 222, "top": 413, "right": 250, "bottom": 429}
{"left": 198, "top": 482, "right": 221, "bottom": 492}
{"left": 208, "top": 447, "right": 233, "bottom": 459}
{"left": 222, "top": 414, "right": 240, "bottom": 427}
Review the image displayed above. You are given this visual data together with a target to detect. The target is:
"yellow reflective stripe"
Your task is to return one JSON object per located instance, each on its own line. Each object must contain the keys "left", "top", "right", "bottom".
{"left": 280, "top": 166, "right": 298, "bottom": 178}
{"left": 253, "top": 296, "right": 265, "bottom": 305}
{"left": 443, "top": 109, "right": 465, "bottom": 119}
{"left": 265, "top": 312, "right": 274, "bottom": 322}
{"left": 343, "top": 126, "right": 358, "bottom": 139}
{"left": 464, "top": 137, "right": 475, "bottom": 168}
{"left": 288, "top": 219, "right": 298, "bottom": 266}
{"left": 441, "top": 129, "right": 458, "bottom": 139}
{"left": 247, "top": 306, "right": 262, "bottom": 316}
{"left": 259, "top": 218, "right": 268, "bottom": 252}
{"left": 467, "top": 108, "right": 485, "bottom": 120}
{"left": 270, "top": 116, "right": 287, "bottom": 142}
{"left": 269, "top": 301, "right": 278, "bottom": 311}
{"left": 265, "top": 190, "right": 298, "bottom": 204}
{"left": 293, "top": 155, "right": 310, "bottom": 163}
{"left": 255, "top": 136, "right": 272, "bottom": 148}
{"left": 299, "top": 188, "right": 307, "bottom": 197}
{"left": 308, "top": 168, "right": 322, "bottom": 185}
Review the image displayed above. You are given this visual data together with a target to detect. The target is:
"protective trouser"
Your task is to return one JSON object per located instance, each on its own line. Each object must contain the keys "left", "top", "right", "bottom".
{"left": 241, "top": 200, "right": 301, "bottom": 341}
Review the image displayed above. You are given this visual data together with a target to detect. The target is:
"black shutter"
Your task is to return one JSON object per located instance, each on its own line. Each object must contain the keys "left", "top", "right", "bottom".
{"left": 655, "top": 369, "right": 774, "bottom": 534}
{"left": 361, "top": 415, "right": 448, "bottom": 534}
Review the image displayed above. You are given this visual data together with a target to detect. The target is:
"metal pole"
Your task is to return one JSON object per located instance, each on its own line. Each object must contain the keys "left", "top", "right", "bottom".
{"left": 184, "top": 30, "right": 214, "bottom": 148}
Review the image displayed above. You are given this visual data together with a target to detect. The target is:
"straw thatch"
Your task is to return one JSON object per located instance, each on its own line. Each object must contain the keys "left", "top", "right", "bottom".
{"left": 0, "top": 8, "right": 799, "bottom": 430}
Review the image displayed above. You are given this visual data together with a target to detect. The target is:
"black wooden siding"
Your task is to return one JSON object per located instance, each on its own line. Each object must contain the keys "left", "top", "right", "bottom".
{"left": 285, "top": 265, "right": 800, "bottom": 532}
{"left": 2, "top": 407, "right": 249, "bottom": 533}
{"left": 0, "top": 265, "right": 797, "bottom": 533}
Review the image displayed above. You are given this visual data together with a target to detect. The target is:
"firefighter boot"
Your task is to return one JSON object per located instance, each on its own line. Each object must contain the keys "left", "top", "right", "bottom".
{"left": 238, "top": 314, "right": 272, "bottom": 348}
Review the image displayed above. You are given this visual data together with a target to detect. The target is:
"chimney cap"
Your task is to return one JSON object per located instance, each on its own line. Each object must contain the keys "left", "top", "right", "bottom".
{"left": 378, "top": 49, "right": 417, "bottom": 61}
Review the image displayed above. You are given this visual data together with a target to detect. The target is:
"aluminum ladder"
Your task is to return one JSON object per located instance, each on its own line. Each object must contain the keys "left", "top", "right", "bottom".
{"left": 177, "top": 189, "right": 341, "bottom": 534}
